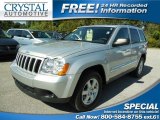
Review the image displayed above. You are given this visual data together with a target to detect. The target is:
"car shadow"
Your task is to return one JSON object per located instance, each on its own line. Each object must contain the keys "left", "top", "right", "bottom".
{"left": 44, "top": 65, "right": 153, "bottom": 113}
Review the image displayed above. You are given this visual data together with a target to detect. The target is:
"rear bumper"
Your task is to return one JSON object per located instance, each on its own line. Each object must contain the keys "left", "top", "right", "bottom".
{"left": 0, "top": 50, "right": 18, "bottom": 57}
{"left": 0, "top": 50, "right": 17, "bottom": 56}
{"left": 14, "top": 79, "right": 71, "bottom": 103}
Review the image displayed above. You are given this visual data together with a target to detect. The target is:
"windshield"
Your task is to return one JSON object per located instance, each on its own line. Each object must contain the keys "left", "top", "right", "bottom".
{"left": 30, "top": 31, "right": 51, "bottom": 39}
{"left": 47, "top": 32, "right": 53, "bottom": 37}
{"left": 64, "top": 27, "right": 115, "bottom": 44}
{"left": 0, "top": 29, "right": 11, "bottom": 39}
{"left": 47, "top": 32, "right": 62, "bottom": 39}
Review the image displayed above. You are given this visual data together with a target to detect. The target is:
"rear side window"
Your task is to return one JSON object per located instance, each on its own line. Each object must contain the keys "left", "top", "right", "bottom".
{"left": 138, "top": 30, "right": 146, "bottom": 42}
{"left": 130, "top": 28, "right": 140, "bottom": 44}
{"left": 15, "top": 30, "right": 22, "bottom": 37}
{"left": 22, "top": 30, "right": 31, "bottom": 38}
{"left": 115, "top": 28, "right": 129, "bottom": 40}
{"left": 8, "top": 30, "right": 14, "bottom": 36}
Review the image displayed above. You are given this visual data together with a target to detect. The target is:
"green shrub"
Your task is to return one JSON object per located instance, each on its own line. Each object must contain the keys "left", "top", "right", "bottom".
{"left": 148, "top": 38, "right": 160, "bottom": 48}
{"left": 152, "top": 31, "right": 160, "bottom": 40}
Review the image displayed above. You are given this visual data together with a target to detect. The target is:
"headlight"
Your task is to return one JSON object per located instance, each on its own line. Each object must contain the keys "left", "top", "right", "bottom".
{"left": 41, "top": 57, "right": 69, "bottom": 76}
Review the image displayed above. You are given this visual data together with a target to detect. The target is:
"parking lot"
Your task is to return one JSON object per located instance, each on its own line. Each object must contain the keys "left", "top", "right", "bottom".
{"left": 0, "top": 48, "right": 159, "bottom": 114}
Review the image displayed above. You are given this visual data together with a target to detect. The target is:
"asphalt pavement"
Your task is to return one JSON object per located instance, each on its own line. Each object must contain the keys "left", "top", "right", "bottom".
{"left": 0, "top": 48, "right": 159, "bottom": 114}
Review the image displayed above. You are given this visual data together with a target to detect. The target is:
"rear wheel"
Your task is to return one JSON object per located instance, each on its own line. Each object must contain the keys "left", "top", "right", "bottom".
{"left": 71, "top": 70, "right": 102, "bottom": 112}
{"left": 132, "top": 57, "right": 145, "bottom": 78}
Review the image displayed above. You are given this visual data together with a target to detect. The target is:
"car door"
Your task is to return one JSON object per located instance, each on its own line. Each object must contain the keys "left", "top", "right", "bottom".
{"left": 108, "top": 27, "right": 132, "bottom": 79}
{"left": 129, "top": 28, "right": 146, "bottom": 67}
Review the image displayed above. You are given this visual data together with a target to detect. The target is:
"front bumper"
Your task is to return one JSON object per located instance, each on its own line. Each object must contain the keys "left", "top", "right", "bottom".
{"left": 14, "top": 79, "right": 70, "bottom": 103}
{"left": 10, "top": 61, "right": 78, "bottom": 102}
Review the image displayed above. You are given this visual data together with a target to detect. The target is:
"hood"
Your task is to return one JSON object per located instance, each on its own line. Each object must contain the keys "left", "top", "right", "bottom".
{"left": 20, "top": 41, "right": 107, "bottom": 58}
{"left": 34, "top": 38, "right": 56, "bottom": 43}
{"left": 0, "top": 38, "right": 19, "bottom": 45}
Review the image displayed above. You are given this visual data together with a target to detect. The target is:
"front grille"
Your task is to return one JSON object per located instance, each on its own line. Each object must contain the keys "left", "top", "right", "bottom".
{"left": 16, "top": 53, "right": 43, "bottom": 74}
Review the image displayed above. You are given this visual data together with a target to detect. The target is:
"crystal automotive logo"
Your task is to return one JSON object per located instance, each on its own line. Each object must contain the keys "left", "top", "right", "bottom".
{"left": 4, "top": 2, "right": 48, "bottom": 17}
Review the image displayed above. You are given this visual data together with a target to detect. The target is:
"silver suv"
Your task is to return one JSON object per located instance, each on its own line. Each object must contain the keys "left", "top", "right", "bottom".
{"left": 10, "top": 25, "right": 147, "bottom": 111}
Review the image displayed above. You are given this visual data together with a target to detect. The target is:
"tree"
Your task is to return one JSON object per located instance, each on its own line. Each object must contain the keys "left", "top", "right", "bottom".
{"left": 0, "top": 21, "right": 14, "bottom": 30}
{"left": 1, "top": 19, "right": 159, "bottom": 48}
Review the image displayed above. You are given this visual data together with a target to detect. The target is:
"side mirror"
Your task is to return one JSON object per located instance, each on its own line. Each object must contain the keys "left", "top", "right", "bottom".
{"left": 26, "top": 35, "right": 32, "bottom": 39}
{"left": 113, "top": 38, "right": 129, "bottom": 47}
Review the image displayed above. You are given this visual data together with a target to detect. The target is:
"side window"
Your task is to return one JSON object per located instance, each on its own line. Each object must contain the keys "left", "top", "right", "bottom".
{"left": 115, "top": 28, "right": 129, "bottom": 40}
{"left": 138, "top": 30, "right": 146, "bottom": 42}
{"left": 15, "top": 30, "right": 22, "bottom": 37}
{"left": 8, "top": 30, "right": 14, "bottom": 36}
{"left": 130, "top": 28, "right": 140, "bottom": 43}
{"left": 22, "top": 30, "right": 31, "bottom": 38}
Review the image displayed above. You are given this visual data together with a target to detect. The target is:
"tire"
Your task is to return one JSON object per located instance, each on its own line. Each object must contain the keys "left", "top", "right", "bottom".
{"left": 71, "top": 70, "right": 102, "bottom": 112}
{"left": 132, "top": 57, "right": 145, "bottom": 78}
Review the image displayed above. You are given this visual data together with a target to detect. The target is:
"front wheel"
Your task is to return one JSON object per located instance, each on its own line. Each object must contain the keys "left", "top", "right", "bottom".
{"left": 71, "top": 70, "right": 102, "bottom": 112}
